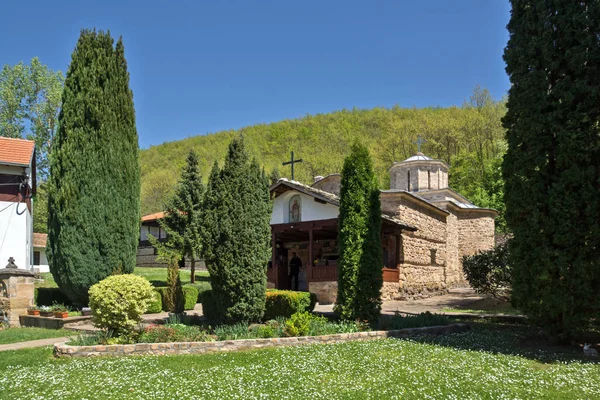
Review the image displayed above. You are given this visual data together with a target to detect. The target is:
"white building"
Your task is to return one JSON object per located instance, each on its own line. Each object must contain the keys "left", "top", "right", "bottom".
{"left": 0, "top": 137, "right": 36, "bottom": 271}
{"left": 32, "top": 233, "right": 49, "bottom": 273}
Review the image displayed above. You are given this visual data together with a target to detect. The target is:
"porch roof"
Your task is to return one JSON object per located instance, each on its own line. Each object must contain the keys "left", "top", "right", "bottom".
{"left": 270, "top": 179, "right": 416, "bottom": 232}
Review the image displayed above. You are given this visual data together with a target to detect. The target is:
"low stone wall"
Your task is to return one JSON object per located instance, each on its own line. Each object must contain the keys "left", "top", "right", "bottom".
{"left": 54, "top": 323, "right": 470, "bottom": 358}
{"left": 19, "top": 315, "right": 91, "bottom": 330}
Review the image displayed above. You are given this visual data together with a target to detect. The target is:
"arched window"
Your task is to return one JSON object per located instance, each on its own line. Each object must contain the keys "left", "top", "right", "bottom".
{"left": 289, "top": 195, "right": 301, "bottom": 223}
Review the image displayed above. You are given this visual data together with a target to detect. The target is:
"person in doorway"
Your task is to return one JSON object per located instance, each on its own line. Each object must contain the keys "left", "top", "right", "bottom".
{"left": 289, "top": 252, "right": 302, "bottom": 291}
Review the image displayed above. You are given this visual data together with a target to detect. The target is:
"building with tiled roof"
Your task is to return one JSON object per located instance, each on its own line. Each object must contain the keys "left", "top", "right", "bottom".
{"left": 0, "top": 137, "right": 36, "bottom": 270}
{"left": 268, "top": 152, "right": 496, "bottom": 304}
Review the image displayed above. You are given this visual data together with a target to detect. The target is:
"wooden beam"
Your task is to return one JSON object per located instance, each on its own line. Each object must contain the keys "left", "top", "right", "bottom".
{"left": 272, "top": 233, "right": 277, "bottom": 288}
{"left": 308, "top": 229, "right": 314, "bottom": 287}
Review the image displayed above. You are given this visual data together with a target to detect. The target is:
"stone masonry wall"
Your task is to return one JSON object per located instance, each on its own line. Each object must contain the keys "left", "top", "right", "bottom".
{"left": 382, "top": 194, "right": 449, "bottom": 299}
{"left": 457, "top": 211, "right": 495, "bottom": 260}
{"left": 445, "top": 213, "right": 462, "bottom": 286}
{"left": 309, "top": 281, "right": 337, "bottom": 305}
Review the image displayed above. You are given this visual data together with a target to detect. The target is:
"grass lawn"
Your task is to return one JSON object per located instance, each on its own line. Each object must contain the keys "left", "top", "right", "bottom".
{"left": 0, "top": 325, "right": 598, "bottom": 399}
{"left": 36, "top": 268, "right": 211, "bottom": 290}
{"left": 441, "top": 306, "right": 522, "bottom": 315}
{"left": 0, "top": 328, "right": 76, "bottom": 345}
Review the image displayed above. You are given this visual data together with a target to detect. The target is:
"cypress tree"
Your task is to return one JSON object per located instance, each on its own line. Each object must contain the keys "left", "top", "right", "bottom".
{"left": 154, "top": 150, "right": 204, "bottom": 283}
{"left": 503, "top": 1, "right": 600, "bottom": 337}
{"left": 202, "top": 137, "right": 271, "bottom": 322}
{"left": 335, "top": 143, "right": 383, "bottom": 323}
{"left": 47, "top": 30, "right": 140, "bottom": 305}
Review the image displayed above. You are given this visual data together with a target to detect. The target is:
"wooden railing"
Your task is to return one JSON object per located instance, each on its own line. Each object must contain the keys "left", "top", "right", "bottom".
{"left": 310, "top": 265, "right": 338, "bottom": 282}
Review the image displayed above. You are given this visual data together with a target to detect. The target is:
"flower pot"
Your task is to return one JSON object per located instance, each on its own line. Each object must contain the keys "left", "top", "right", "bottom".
{"left": 40, "top": 311, "right": 53, "bottom": 317}
{"left": 27, "top": 310, "right": 40, "bottom": 316}
{"left": 54, "top": 311, "right": 69, "bottom": 319}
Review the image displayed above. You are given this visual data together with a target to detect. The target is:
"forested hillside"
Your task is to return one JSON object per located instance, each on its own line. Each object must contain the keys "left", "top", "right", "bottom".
{"left": 141, "top": 87, "right": 507, "bottom": 230}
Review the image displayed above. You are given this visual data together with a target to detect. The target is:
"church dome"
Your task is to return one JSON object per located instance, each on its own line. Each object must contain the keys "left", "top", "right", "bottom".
{"left": 402, "top": 152, "right": 434, "bottom": 162}
{"left": 388, "top": 152, "right": 449, "bottom": 192}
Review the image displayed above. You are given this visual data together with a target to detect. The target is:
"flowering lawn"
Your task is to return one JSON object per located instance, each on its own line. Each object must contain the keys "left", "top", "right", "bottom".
{"left": 0, "top": 325, "right": 598, "bottom": 399}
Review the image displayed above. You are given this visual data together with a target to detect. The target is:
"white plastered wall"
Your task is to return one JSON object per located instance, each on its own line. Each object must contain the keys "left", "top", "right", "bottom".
{"left": 0, "top": 200, "right": 30, "bottom": 270}
{"left": 271, "top": 190, "right": 339, "bottom": 225}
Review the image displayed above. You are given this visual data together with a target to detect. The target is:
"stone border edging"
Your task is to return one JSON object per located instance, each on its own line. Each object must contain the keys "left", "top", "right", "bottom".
{"left": 54, "top": 323, "right": 470, "bottom": 358}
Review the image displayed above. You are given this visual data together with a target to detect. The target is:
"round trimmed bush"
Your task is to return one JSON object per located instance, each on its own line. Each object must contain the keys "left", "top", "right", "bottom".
{"left": 88, "top": 274, "right": 155, "bottom": 335}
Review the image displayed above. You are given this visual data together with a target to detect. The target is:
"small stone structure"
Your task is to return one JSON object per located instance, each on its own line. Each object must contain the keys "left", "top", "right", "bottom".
{"left": 54, "top": 323, "right": 470, "bottom": 358}
{"left": 0, "top": 260, "right": 36, "bottom": 327}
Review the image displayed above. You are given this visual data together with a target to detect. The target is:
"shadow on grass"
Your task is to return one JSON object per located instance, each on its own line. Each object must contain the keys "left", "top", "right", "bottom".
{"left": 400, "top": 322, "right": 600, "bottom": 365}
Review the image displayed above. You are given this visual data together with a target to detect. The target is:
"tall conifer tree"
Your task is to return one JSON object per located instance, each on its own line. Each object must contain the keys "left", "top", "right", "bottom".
{"left": 47, "top": 30, "right": 140, "bottom": 304}
{"left": 202, "top": 137, "right": 271, "bottom": 322}
{"left": 154, "top": 150, "right": 204, "bottom": 283}
{"left": 335, "top": 143, "right": 383, "bottom": 323}
{"left": 503, "top": 1, "right": 600, "bottom": 337}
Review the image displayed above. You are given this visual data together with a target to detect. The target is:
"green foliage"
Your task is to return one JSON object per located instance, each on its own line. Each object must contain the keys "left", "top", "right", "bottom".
{"left": 463, "top": 242, "right": 511, "bottom": 301}
{"left": 88, "top": 274, "right": 155, "bottom": 335}
{"left": 139, "top": 324, "right": 212, "bottom": 343}
{"left": 152, "top": 150, "right": 204, "bottom": 283}
{"left": 213, "top": 322, "right": 254, "bottom": 341}
{"left": 34, "top": 287, "right": 73, "bottom": 307}
{"left": 264, "top": 289, "right": 317, "bottom": 320}
{"left": 502, "top": 1, "right": 600, "bottom": 338}
{"left": 146, "top": 290, "right": 163, "bottom": 314}
{"left": 183, "top": 286, "right": 199, "bottom": 310}
{"left": 284, "top": 311, "right": 313, "bottom": 337}
{"left": 47, "top": 30, "right": 140, "bottom": 305}
{"left": 163, "top": 259, "right": 184, "bottom": 314}
{"left": 0, "top": 57, "right": 64, "bottom": 179}
{"left": 384, "top": 312, "right": 450, "bottom": 330}
{"left": 201, "top": 137, "right": 271, "bottom": 323}
{"left": 139, "top": 89, "right": 507, "bottom": 228}
{"left": 335, "top": 143, "right": 382, "bottom": 323}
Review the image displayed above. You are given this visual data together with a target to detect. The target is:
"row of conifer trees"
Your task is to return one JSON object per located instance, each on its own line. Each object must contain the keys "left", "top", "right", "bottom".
{"left": 45, "top": 28, "right": 384, "bottom": 323}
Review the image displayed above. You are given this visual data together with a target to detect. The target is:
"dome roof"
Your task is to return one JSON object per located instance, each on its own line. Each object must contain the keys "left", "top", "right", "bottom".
{"left": 402, "top": 152, "right": 433, "bottom": 162}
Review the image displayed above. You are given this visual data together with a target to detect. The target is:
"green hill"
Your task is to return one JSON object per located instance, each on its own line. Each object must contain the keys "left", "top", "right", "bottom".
{"left": 140, "top": 87, "right": 507, "bottom": 229}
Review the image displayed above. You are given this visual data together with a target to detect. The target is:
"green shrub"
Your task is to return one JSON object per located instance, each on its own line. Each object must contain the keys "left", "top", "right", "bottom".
{"left": 463, "top": 242, "right": 511, "bottom": 301}
{"left": 88, "top": 274, "right": 155, "bottom": 335}
{"left": 264, "top": 290, "right": 317, "bottom": 320}
{"left": 146, "top": 290, "right": 163, "bottom": 314}
{"left": 201, "top": 290, "right": 220, "bottom": 322}
{"left": 214, "top": 322, "right": 253, "bottom": 341}
{"left": 183, "top": 286, "right": 198, "bottom": 310}
{"left": 254, "top": 325, "right": 275, "bottom": 338}
{"left": 385, "top": 312, "right": 450, "bottom": 330}
{"left": 35, "top": 288, "right": 74, "bottom": 307}
{"left": 154, "top": 287, "right": 168, "bottom": 310}
{"left": 284, "top": 312, "right": 313, "bottom": 337}
{"left": 138, "top": 324, "right": 212, "bottom": 343}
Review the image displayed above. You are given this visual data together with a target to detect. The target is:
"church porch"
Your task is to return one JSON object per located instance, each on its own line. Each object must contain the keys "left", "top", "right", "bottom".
{"left": 268, "top": 218, "right": 407, "bottom": 304}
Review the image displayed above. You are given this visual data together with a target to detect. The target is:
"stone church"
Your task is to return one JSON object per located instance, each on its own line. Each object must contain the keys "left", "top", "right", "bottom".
{"left": 268, "top": 152, "right": 496, "bottom": 304}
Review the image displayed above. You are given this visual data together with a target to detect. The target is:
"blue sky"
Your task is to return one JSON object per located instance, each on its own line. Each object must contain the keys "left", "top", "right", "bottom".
{"left": 0, "top": 1, "right": 511, "bottom": 148}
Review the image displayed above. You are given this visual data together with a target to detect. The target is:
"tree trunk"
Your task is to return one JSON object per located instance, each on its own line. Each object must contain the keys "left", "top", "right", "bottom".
{"left": 190, "top": 257, "right": 196, "bottom": 283}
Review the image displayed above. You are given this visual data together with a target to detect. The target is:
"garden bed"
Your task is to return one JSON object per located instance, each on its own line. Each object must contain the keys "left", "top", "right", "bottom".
{"left": 54, "top": 323, "right": 469, "bottom": 357}
{"left": 19, "top": 315, "right": 92, "bottom": 330}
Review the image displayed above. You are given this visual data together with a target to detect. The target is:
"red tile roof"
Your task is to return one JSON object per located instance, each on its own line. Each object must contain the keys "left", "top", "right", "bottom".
{"left": 33, "top": 232, "right": 47, "bottom": 248}
{"left": 0, "top": 137, "right": 35, "bottom": 167}
{"left": 141, "top": 211, "right": 165, "bottom": 222}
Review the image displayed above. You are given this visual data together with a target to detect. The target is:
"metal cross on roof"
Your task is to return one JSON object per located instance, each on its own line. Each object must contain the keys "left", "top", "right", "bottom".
{"left": 282, "top": 151, "right": 303, "bottom": 181}
{"left": 412, "top": 136, "right": 427, "bottom": 153}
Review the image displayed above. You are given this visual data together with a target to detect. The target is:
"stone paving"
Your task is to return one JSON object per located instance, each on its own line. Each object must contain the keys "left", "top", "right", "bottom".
{"left": 0, "top": 336, "right": 71, "bottom": 352}
{"left": 314, "top": 287, "right": 490, "bottom": 315}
